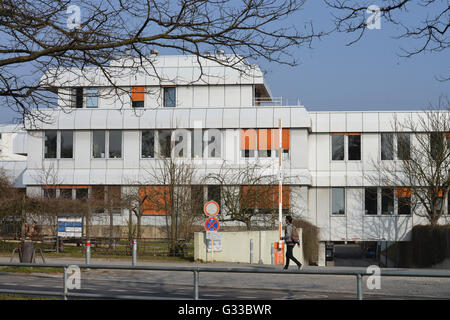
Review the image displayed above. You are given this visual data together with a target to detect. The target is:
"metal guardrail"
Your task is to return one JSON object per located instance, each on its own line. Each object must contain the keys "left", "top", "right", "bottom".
{"left": 1, "top": 262, "right": 450, "bottom": 300}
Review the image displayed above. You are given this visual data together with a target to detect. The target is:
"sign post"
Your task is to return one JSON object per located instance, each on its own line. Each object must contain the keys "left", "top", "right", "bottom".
{"left": 203, "top": 201, "right": 220, "bottom": 263}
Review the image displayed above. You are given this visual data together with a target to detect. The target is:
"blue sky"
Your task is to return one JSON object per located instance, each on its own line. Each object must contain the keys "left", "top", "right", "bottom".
{"left": 0, "top": 1, "right": 448, "bottom": 123}
{"left": 258, "top": 1, "right": 449, "bottom": 111}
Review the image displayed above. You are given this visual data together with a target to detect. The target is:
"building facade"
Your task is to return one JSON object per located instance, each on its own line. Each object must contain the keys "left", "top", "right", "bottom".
{"left": 19, "top": 54, "right": 450, "bottom": 242}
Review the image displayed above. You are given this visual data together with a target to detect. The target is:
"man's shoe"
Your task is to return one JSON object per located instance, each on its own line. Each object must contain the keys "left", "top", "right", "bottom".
{"left": 298, "top": 264, "right": 303, "bottom": 270}
{"left": 283, "top": 266, "right": 288, "bottom": 270}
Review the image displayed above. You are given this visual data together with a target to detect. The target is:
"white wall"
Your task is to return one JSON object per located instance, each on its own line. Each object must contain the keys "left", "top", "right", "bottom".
{"left": 194, "top": 230, "right": 304, "bottom": 265}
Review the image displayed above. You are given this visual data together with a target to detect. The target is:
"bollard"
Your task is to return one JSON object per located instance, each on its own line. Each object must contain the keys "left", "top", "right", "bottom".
{"left": 271, "top": 244, "right": 274, "bottom": 265}
{"left": 132, "top": 239, "right": 137, "bottom": 267}
{"left": 20, "top": 239, "right": 34, "bottom": 263}
{"left": 85, "top": 240, "right": 91, "bottom": 265}
{"left": 250, "top": 239, "right": 254, "bottom": 264}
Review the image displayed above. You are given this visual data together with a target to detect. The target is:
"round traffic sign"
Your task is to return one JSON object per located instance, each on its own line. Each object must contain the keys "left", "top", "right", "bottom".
{"left": 204, "top": 217, "right": 220, "bottom": 231}
{"left": 203, "top": 200, "right": 220, "bottom": 216}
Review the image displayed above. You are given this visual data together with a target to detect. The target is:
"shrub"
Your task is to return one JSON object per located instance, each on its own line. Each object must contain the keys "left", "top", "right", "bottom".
{"left": 294, "top": 218, "right": 320, "bottom": 265}
{"left": 411, "top": 225, "right": 450, "bottom": 268}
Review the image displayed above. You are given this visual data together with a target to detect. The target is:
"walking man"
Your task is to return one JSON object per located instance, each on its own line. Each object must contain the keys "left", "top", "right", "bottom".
{"left": 281, "top": 215, "right": 302, "bottom": 270}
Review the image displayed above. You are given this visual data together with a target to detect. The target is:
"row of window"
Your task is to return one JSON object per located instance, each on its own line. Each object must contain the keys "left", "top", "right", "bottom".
{"left": 332, "top": 187, "right": 449, "bottom": 216}
{"left": 331, "top": 133, "right": 411, "bottom": 161}
{"left": 43, "top": 129, "right": 291, "bottom": 160}
{"left": 69, "top": 86, "right": 176, "bottom": 109}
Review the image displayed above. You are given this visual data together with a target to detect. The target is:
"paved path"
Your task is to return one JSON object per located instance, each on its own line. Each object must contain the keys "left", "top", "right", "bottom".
{"left": 1, "top": 256, "right": 450, "bottom": 299}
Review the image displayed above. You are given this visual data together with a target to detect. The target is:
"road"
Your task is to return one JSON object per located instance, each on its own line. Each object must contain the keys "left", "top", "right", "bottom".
{"left": 1, "top": 260, "right": 450, "bottom": 300}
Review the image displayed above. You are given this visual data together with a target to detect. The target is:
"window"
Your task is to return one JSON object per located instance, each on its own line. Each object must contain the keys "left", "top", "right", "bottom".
{"left": 207, "top": 185, "right": 221, "bottom": 207}
{"left": 44, "top": 131, "right": 57, "bottom": 158}
{"left": 60, "top": 188, "right": 73, "bottom": 200}
{"left": 107, "top": 186, "right": 122, "bottom": 214}
{"left": 332, "top": 134, "right": 344, "bottom": 160}
{"left": 93, "top": 130, "right": 106, "bottom": 158}
{"left": 381, "top": 133, "right": 394, "bottom": 160}
{"left": 397, "top": 188, "right": 411, "bottom": 215}
{"left": 191, "top": 129, "right": 203, "bottom": 158}
{"left": 142, "top": 130, "right": 155, "bottom": 158}
{"left": 44, "top": 188, "right": 56, "bottom": 199}
{"left": 140, "top": 186, "right": 170, "bottom": 215}
{"left": 72, "top": 88, "right": 83, "bottom": 108}
{"left": 60, "top": 131, "right": 73, "bottom": 159}
{"left": 365, "top": 187, "right": 378, "bottom": 215}
{"left": 348, "top": 134, "right": 361, "bottom": 160}
{"left": 332, "top": 188, "right": 345, "bottom": 215}
{"left": 397, "top": 133, "right": 410, "bottom": 160}
{"left": 131, "top": 86, "right": 145, "bottom": 108}
{"left": 158, "top": 130, "right": 172, "bottom": 158}
{"left": 86, "top": 88, "right": 98, "bottom": 108}
{"left": 76, "top": 188, "right": 89, "bottom": 201}
{"left": 92, "top": 186, "right": 105, "bottom": 213}
{"left": 163, "top": 87, "right": 176, "bottom": 108}
{"left": 191, "top": 185, "right": 205, "bottom": 214}
{"left": 381, "top": 188, "right": 394, "bottom": 215}
{"left": 240, "top": 185, "right": 289, "bottom": 213}
{"left": 109, "top": 130, "right": 122, "bottom": 159}
{"left": 206, "top": 129, "right": 221, "bottom": 158}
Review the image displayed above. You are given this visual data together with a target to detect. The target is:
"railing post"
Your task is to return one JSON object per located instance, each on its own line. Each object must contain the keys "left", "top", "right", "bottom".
{"left": 356, "top": 274, "right": 363, "bottom": 300}
{"left": 250, "top": 239, "right": 254, "bottom": 264}
{"left": 85, "top": 240, "right": 91, "bottom": 265}
{"left": 132, "top": 239, "right": 137, "bottom": 267}
{"left": 193, "top": 269, "right": 199, "bottom": 300}
{"left": 63, "top": 266, "right": 68, "bottom": 300}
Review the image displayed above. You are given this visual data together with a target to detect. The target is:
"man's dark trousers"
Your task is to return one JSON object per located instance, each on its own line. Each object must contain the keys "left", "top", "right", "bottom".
{"left": 285, "top": 244, "right": 301, "bottom": 267}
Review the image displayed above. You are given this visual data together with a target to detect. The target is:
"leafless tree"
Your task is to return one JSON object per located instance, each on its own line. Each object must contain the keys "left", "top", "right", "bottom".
{"left": 324, "top": 0, "right": 450, "bottom": 80}
{"left": 205, "top": 161, "right": 298, "bottom": 230}
{"left": 139, "top": 156, "right": 203, "bottom": 255}
{"left": 372, "top": 96, "right": 450, "bottom": 226}
{"left": 0, "top": 0, "right": 321, "bottom": 124}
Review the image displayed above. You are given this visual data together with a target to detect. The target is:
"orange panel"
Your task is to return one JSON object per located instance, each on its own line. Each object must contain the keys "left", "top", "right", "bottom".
{"left": 272, "top": 129, "right": 290, "bottom": 150}
{"left": 396, "top": 187, "right": 412, "bottom": 197}
{"left": 240, "top": 129, "right": 257, "bottom": 150}
{"left": 140, "top": 186, "right": 170, "bottom": 215}
{"left": 131, "top": 86, "right": 145, "bottom": 101}
{"left": 43, "top": 185, "right": 89, "bottom": 189}
{"left": 257, "top": 129, "right": 272, "bottom": 150}
{"left": 347, "top": 132, "right": 361, "bottom": 135}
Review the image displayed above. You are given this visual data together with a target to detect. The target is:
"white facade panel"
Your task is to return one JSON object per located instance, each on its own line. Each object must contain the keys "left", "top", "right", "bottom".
{"left": 329, "top": 113, "right": 346, "bottom": 132}
{"left": 362, "top": 112, "right": 379, "bottom": 132}
{"left": 155, "top": 109, "right": 173, "bottom": 129}
{"left": 346, "top": 188, "right": 363, "bottom": 240}
{"left": 177, "top": 86, "right": 193, "bottom": 108}
{"left": 224, "top": 85, "right": 241, "bottom": 108}
{"left": 256, "top": 108, "right": 273, "bottom": 128}
{"left": 240, "top": 86, "right": 253, "bottom": 106}
{"left": 193, "top": 86, "right": 209, "bottom": 108}
{"left": 107, "top": 110, "right": 124, "bottom": 129}
{"left": 222, "top": 109, "right": 239, "bottom": 128}
{"left": 239, "top": 108, "right": 257, "bottom": 128}
{"left": 123, "top": 131, "right": 140, "bottom": 169}
{"left": 206, "top": 109, "right": 223, "bottom": 129}
{"left": 90, "top": 110, "right": 108, "bottom": 129}
{"left": 315, "top": 113, "right": 329, "bottom": 132}
{"left": 74, "top": 110, "right": 92, "bottom": 129}
{"left": 346, "top": 113, "right": 362, "bottom": 132}
{"left": 330, "top": 216, "right": 347, "bottom": 241}
{"left": 209, "top": 86, "right": 225, "bottom": 107}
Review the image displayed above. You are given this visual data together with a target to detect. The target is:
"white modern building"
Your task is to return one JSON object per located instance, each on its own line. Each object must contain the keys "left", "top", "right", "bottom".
{"left": 0, "top": 124, "right": 27, "bottom": 189}
{"left": 19, "top": 54, "right": 449, "bottom": 243}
